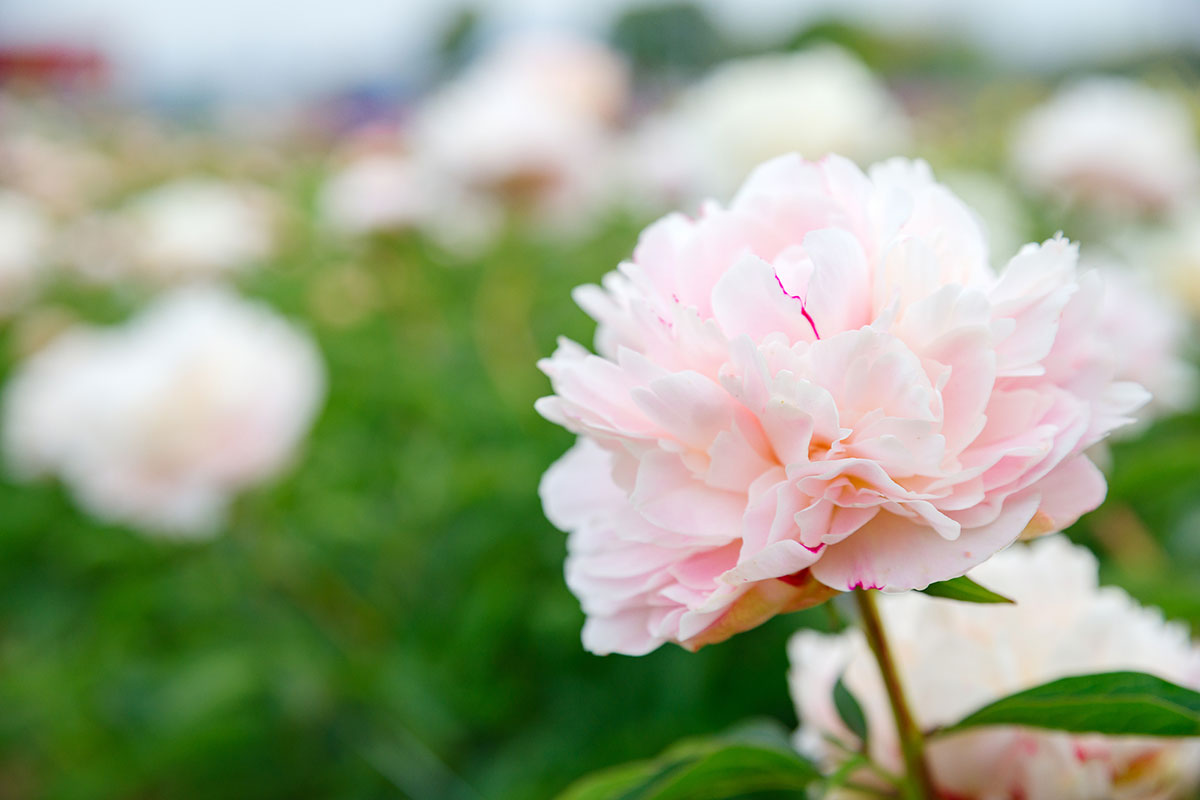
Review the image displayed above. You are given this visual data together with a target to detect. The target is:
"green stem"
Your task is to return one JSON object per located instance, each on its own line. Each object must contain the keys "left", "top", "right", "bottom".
{"left": 854, "top": 589, "right": 937, "bottom": 800}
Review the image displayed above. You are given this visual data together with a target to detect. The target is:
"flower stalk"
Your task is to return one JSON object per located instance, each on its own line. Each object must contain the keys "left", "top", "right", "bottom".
{"left": 854, "top": 589, "right": 936, "bottom": 800}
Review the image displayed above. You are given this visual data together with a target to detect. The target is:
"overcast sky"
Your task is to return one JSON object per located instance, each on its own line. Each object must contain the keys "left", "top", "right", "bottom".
{"left": 1, "top": 0, "right": 1197, "bottom": 100}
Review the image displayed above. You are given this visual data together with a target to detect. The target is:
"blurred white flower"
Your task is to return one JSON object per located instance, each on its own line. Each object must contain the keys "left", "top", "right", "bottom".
{"left": 625, "top": 46, "right": 909, "bottom": 205}
{"left": 0, "top": 190, "right": 52, "bottom": 314}
{"left": 1082, "top": 257, "right": 1196, "bottom": 425}
{"left": 477, "top": 32, "right": 628, "bottom": 125}
{"left": 3, "top": 286, "right": 325, "bottom": 537}
{"left": 1011, "top": 79, "right": 1199, "bottom": 215}
{"left": 789, "top": 536, "right": 1200, "bottom": 800}
{"left": 1123, "top": 204, "right": 1200, "bottom": 320}
{"left": 103, "top": 179, "right": 278, "bottom": 282}
{"left": 407, "top": 33, "right": 629, "bottom": 232}
{"left": 317, "top": 148, "right": 502, "bottom": 257}
{"left": 322, "top": 105, "right": 522, "bottom": 251}
{"left": 319, "top": 153, "right": 435, "bottom": 235}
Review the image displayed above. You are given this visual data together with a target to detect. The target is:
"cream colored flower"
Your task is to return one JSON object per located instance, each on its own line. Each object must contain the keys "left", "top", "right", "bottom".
{"left": 0, "top": 190, "right": 51, "bottom": 314}
{"left": 3, "top": 286, "right": 325, "bottom": 536}
{"left": 1079, "top": 257, "right": 1195, "bottom": 424}
{"left": 789, "top": 536, "right": 1200, "bottom": 800}
{"left": 407, "top": 33, "right": 628, "bottom": 233}
{"left": 1123, "top": 204, "right": 1200, "bottom": 320}
{"left": 626, "top": 46, "right": 909, "bottom": 205}
{"left": 319, "top": 153, "right": 434, "bottom": 236}
{"left": 69, "top": 179, "right": 279, "bottom": 283}
{"left": 1011, "top": 79, "right": 1199, "bottom": 215}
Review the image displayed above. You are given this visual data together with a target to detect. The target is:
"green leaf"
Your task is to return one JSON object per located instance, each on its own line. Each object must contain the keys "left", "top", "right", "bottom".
{"left": 641, "top": 745, "right": 820, "bottom": 800}
{"left": 941, "top": 671, "right": 1200, "bottom": 737}
{"left": 919, "top": 575, "right": 1014, "bottom": 604}
{"left": 556, "top": 760, "right": 661, "bottom": 800}
{"left": 557, "top": 719, "right": 819, "bottom": 800}
{"left": 820, "top": 753, "right": 870, "bottom": 792}
{"left": 833, "top": 674, "right": 869, "bottom": 744}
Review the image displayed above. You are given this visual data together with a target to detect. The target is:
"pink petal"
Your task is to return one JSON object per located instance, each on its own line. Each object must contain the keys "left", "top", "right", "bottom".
{"left": 810, "top": 492, "right": 1040, "bottom": 591}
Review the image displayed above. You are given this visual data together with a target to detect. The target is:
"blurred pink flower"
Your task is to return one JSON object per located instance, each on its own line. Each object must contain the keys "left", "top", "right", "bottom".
{"left": 789, "top": 536, "right": 1200, "bottom": 800}
{"left": 538, "top": 154, "right": 1146, "bottom": 655}
{"left": 122, "top": 179, "right": 278, "bottom": 280}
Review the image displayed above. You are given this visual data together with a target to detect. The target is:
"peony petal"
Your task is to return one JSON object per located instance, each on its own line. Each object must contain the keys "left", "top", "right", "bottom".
{"left": 711, "top": 252, "right": 821, "bottom": 343}
{"left": 679, "top": 570, "right": 838, "bottom": 651}
{"left": 630, "top": 450, "right": 746, "bottom": 540}
{"left": 1019, "top": 454, "right": 1107, "bottom": 537}
{"left": 810, "top": 492, "right": 1040, "bottom": 591}
{"left": 539, "top": 438, "right": 627, "bottom": 530}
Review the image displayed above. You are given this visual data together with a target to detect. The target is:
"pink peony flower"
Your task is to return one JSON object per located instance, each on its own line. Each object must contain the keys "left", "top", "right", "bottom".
{"left": 789, "top": 536, "right": 1200, "bottom": 800}
{"left": 538, "top": 154, "right": 1147, "bottom": 655}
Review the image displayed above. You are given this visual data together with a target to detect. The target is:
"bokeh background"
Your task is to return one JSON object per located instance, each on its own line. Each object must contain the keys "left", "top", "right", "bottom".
{"left": 2, "top": 1, "right": 1200, "bottom": 798}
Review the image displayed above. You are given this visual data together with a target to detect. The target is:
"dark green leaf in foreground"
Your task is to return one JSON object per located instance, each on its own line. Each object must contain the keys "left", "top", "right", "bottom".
{"left": 919, "top": 575, "right": 1014, "bottom": 604}
{"left": 833, "top": 674, "right": 869, "bottom": 744}
{"left": 941, "top": 671, "right": 1200, "bottom": 737}
{"left": 557, "top": 719, "right": 819, "bottom": 800}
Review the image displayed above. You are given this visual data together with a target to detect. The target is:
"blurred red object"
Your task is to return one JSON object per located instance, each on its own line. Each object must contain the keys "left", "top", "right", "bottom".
{"left": 0, "top": 46, "right": 108, "bottom": 89}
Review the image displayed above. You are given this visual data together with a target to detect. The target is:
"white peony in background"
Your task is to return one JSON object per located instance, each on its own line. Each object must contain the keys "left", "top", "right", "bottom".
{"left": 3, "top": 286, "right": 326, "bottom": 537}
{"left": 0, "top": 190, "right": 52, "bottom": 316}
{"left": 621, "top": 46, "right": 910, "bottom": 209}
{"left": 789, "top": 536, "right": 1200, "bottom": 800}
{"left": 1010, "top": 79, "right": 1200, "bottom": 216}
